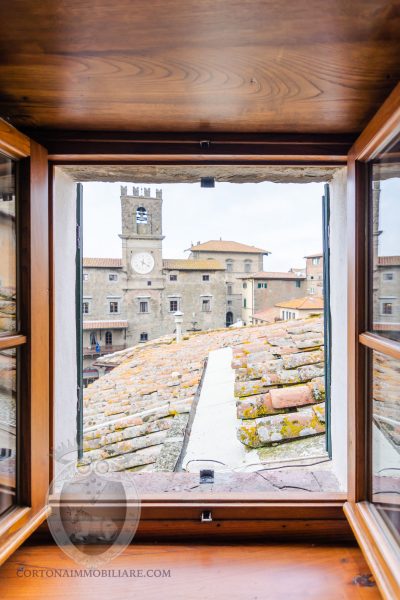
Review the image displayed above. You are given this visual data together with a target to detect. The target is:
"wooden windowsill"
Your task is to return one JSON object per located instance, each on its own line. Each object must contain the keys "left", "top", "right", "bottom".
{"left": 344, "top": 501, "right": 400, "bottom": 600}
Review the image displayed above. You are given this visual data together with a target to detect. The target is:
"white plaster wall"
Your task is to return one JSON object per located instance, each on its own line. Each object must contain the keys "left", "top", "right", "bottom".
{"left": 329, "top": 167, "right": 348, "bottom": 490}
{"left": 54, "top": 168, "right": 78, "bottom": 471}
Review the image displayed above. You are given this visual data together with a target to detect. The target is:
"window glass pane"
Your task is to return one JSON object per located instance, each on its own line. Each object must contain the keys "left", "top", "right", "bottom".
{"left": 371, "top": 135, "right": 400, "bottom": 342}
{"left": 0, "top": 348, "right": 16, "bottom": 515}
{"left": 0, "top": 155, "right": 16, "bottom": 335}
{"left": 371, "top": 349, "right": 400, "bottom": 544}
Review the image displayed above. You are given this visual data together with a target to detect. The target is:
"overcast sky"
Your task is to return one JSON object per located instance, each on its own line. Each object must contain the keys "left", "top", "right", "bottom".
{"left": 83, "top": 181, "right": 326, "bottom": 271}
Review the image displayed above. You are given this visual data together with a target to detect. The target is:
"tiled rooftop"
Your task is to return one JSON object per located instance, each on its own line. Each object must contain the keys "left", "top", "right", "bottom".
{"left": 83, "top": 317, "right": 326, "bottom": 474}
{"left": 275, "top": 296, "right": 324, "bottom": 310}
{"left": 83, "top": 258, "right": 123, "bottom": 268}
{"left": 83, "top": 320, "right": 128, "bottom": 330}
{"left": 233, "top": 317, "right": 326, "bottom": 449}
{"left": 377, "top": 256, "right": 400, "bottom": 266}
{"left": 189, "top": 240, "right": 270, "bottom": 254}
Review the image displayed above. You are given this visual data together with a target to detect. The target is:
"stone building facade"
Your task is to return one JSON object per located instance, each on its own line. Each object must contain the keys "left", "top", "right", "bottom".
{"left": 241, "top": 271, "right": 306, "bottom": 324}
{"left": 304, "top": 253, "right": 323, "bottom": 296}
{"left": 82, "top": 187, "right": 269, "bottom": 381}
{"left": 188, "top": 239, "right": 270, "bottom": 326}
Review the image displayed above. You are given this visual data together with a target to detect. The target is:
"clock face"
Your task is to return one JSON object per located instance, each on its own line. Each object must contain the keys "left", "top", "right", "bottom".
{"left": 131, "top": 252, "right": 155, "bottom": 275}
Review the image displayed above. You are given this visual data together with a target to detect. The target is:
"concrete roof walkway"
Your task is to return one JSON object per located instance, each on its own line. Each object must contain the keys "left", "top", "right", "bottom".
{"left": 182, "top": 347, "right": 249, "bottom": 472}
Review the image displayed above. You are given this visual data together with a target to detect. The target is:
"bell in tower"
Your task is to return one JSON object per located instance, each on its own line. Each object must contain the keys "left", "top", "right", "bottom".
{"left": 120, "top": 185, "right": 163, "bottom": 238}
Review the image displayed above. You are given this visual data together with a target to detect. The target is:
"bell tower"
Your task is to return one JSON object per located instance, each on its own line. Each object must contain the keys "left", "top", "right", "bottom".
{"left": 120, "top": 186, "right": 165, "bottom": 282}
{"left": 119, "top": 186, "right": 166, "bottom": 345}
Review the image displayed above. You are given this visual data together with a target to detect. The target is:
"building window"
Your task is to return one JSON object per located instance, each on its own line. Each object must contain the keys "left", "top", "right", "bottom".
{"left": 82, "top": 301, "right": 90, "bottom": 314}
{"left": 139, "top": 300, "right": 149, "bottom": 313}
{"left": 105, "top": 331, "right": 112, "bottom": 346}
{"left": 169, "top": 299, "right": 179, "bottom": 312}
{"left": 243, "top": 298, "right": 247, "bottom": 308}
{"left": 226, "top": 260, "right": 233, "bottom": 273}
{"left": 312, "top": 257, "right": 320, "bottom": 265}
{"left": 296, "top": 280, "right": 301, "bottom": 288}
{"left": 382, "top": 302, "right": 393, "bottom": 315}
{"left": 108, "top": 273, "right": 118, "bottom": 281}
{"left": 90, "top": 332, "right": 97, "bottom": 346}
{"left": 227, "top": 300, "right": 232, "bottom": 306}
{"left": 140, "top": 332, "right": 148, "bottom": 342}
{"left": 83, "top": 273, "right": 89, "bottom": 281}
{"left": 136, "top": 206, "right": 148, "bottom": 224}
{"left": 109, "top": 301, "right": 119, "bottom": 313}
{"left": 383, "top": 272, "right": 394, "bottom": 281}
{"left": 243, "top": 282, "right": 247, "bottom": 289}
{"left": 202, "top": 274, "right": 210, "bottom": 281}
{"left": 170, "top": 274, "right": 177, "bottom": 281}
{"left": 227, "top": 284, "right": 233, "bottom": 295}
{"left": 147, "top": 280, "right": 152, "bottom": 286}
{"left": 244, "top": 261, "right": 252, "bottom": 273}
{"left": 257, "top": 282, "right": 267, "bottom": 289}
{"left": 310, "top": 287, "right": 315, "bottom": 295}
{"left": 202, "top": 298, "right": 211, "bottom": 312}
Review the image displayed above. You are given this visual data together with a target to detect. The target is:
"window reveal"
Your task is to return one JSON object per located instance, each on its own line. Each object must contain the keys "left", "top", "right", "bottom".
{"left": 109, "top": 300, "right": 119, "bottom": 313}
{"left": 139, "top": 300, "right": 149, "bottom": 313}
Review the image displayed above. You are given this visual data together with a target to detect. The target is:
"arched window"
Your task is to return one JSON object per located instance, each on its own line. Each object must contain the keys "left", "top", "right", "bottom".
{"left": 136, "top": 206, "right": 148, "bottom": 224}
{"left": 105, "top": 331, "right": 112, "bottom": 346}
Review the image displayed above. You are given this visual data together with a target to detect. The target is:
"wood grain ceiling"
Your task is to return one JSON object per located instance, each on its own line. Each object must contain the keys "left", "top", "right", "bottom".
{"left": 0, "top": 1, "right": 399, "bottom": 134}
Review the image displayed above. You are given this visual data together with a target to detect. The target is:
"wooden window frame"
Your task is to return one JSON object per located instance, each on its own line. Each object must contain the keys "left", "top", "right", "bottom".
{"left": 0, "top": 120, "right": 50, "bottom": 566}
{"left": 6, "top": 131, "right": 354, "bottom": 549}
{"left": 43, "top": 136, "right": 351, "bottom": 539}
{"left": 345, "top": 83, "right": 400, "bottom": 599}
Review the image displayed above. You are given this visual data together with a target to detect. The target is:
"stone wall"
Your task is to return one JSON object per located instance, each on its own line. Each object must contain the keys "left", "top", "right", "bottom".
{"left": 189, "top": 249, "right": 264, "bottom": 294}
{"left": 83, "top": 267, "right": 125, "bottom": 320}
{"left": 254, "top": 279, "right": 306, "bottom": 312}
{"left": 306, "top": 256, "right": 323, "bottom": 296}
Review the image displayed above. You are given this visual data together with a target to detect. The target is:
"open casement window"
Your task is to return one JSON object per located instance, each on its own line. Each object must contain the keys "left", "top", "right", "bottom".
{"left": 345, "top": 85, "right": 400, "bottom": 599}
{"left": 0, "top": 120, "right": 50, "bottom": 565}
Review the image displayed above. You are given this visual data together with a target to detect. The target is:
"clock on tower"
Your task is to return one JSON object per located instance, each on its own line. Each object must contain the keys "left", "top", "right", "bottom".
{"left": 120, "top": 186, "right": 165, "bottom": 286}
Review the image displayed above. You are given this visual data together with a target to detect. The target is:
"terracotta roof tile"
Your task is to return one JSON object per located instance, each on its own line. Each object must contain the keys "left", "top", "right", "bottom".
{"left": 377, "top": 256, "right": 400, "bottom": 266}
{"left": 275, "top": 296, "right": 324, "bottom": 310}
{"left": 83, "top": 320, "right": 128, "bottom": 330}
{"left": 82, "top": 316, "right": 326, "bottom": 472}
{"left": 233, "top": 316, "right": 326, "bottom": 447}
{"left": 252, "top": 307, "right": 280, "bottom": 323}
{"left": 83, "top": 258, "right": 123, "bottom": 268}
{"left": 189, "top": 240, "right": 270, "bottom": 254}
